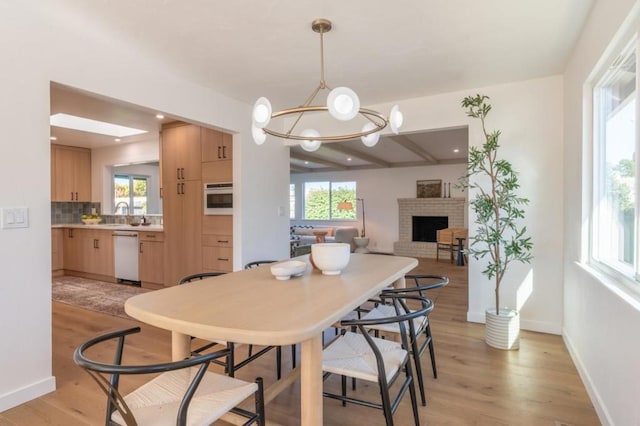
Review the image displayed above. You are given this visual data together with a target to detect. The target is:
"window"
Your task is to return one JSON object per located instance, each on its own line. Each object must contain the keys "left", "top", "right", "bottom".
{"left": 304, "top": 181, "right": 357, "bottom": 220}
{"left": 592, "top": 38, "right": 638, "bottom": 282}
{"left": 289, "top": 183, "right": 296, "bottom": 219}
{"left": 114, "top": 174, "right": 148, "bottom": 215}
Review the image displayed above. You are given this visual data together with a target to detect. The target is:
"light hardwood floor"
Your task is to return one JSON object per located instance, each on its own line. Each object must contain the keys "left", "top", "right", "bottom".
{"left": 0, "top": 258, "right": 600, "bottom": 425}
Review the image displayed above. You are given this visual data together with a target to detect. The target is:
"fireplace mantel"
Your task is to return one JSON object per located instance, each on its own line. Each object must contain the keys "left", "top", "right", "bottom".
{"left": 394, "top": 198, "right": 466, "bottom": 258}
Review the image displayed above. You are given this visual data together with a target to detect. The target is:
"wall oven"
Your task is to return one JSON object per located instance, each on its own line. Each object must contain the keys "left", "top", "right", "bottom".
{"left": 204, "top": 182, "right": 233, "bottom": 215}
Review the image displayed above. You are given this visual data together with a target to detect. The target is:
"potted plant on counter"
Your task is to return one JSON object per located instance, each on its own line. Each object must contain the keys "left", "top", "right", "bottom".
{"left": 460, "top": 94, "right": 533, "bottom": 350}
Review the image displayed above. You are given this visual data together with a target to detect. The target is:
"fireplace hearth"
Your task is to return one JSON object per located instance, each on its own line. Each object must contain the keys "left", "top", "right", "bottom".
{"left": 394, "top": 198, "right": 465, "bottom": 258}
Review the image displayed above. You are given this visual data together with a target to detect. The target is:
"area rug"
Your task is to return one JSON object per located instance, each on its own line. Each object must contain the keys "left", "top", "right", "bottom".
{"left": 52, "top": 276, "right": 148, "bottom": 319}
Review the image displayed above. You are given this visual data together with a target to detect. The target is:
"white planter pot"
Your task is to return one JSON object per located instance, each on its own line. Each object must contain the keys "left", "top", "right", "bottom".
{"left": 485, "top": 308, "right": 520, "bottom": 350}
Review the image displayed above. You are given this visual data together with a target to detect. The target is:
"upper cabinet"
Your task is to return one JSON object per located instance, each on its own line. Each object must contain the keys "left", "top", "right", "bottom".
{"left": 161, "top": 123, "right": 202, "bottom": 184}
{"left": 51, "top": 144, "right": 91, "bottom": 202}
{"left": 201, "top": 127, "right": 232, "bottom": 183}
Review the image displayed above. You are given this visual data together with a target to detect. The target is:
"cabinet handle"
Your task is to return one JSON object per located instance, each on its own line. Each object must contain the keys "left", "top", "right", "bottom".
{"left": 70, "top": 192, "right": 74, "bottom": 200}
{"left": 75, "top": 192, "right": 78, "bottom": 200}
{"left": 139, "top": 242, "right": 143, "bottom": 254}
{"left": 218, "top": 146, "right": 222, "bottom": 159}
{"left": 218, "top": 258, "right": 229, "bottom": 261}
{"left": 181, "top": 168, "right": 185, "bottom": 179}
{"left": 176, "top": 168, "right": 180, "bottom": 180}
{"left": 181, "top": 183, "right": 185, "bottom": 194}
{"left": 145, "top": 234, "right": 156, "bottom": 238}
{"left": 176, "top": 183, "right": 180, "bottom": 195}
{"left": 222, "top": 145, "right": 226, "bottom": 159}
{"left": 217, "top": 240, "right": 229, "bottom": 243}
{"left": 68, "top": 229, "right": 73, "bottom": 238}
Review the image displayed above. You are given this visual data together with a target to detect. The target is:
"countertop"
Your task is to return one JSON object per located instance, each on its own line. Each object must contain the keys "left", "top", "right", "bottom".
{"left": 52, "top": 223, "right": 163, "bottom": 232}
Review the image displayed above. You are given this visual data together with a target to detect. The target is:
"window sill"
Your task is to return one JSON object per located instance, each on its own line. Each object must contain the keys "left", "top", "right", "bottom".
{"left": 576, "top": 261, "right": 640, "bottom": 311}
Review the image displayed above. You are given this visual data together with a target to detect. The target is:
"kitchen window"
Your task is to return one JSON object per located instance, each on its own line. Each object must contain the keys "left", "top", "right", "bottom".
{"left": 114, "top": 174, "right": 148, "bottom": 215}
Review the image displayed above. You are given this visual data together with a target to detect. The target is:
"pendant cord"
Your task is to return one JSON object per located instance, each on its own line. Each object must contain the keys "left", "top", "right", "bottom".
{"left": 319, "top": 29, "right": 326, "bottom": 89}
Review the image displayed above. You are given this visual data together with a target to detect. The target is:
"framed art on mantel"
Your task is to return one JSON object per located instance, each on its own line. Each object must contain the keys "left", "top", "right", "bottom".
{"left": 417, "top": 179, "right": 442, "bottom": 198}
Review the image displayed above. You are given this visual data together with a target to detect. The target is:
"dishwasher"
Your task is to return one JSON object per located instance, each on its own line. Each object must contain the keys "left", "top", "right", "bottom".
{"left": 113, "top": 231, "right": 140, "bottom": 284}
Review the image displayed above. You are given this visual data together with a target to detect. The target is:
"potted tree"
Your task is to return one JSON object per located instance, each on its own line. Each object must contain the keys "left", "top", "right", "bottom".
{"left": 460, "top": 94, "right": 533, "bottom": 350}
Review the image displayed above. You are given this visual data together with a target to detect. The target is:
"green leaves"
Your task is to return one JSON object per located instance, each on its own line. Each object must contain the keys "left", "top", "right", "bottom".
{"left": 460, "top": 94, "right": 533, "bottom": 314}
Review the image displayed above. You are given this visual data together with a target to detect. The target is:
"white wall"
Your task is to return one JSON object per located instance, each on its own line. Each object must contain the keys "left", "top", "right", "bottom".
{"left": 563, "top": 0, "right": 640, "bottom": 424}
{"left": 0, "top": 3, "right": 289, "bottom": 411}
{"left": 291, "top": 164, "right": 467, "bottom": 253}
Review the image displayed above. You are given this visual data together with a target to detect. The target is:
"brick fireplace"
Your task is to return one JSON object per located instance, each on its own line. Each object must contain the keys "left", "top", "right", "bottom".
{"left": 393, "top": 198, "right": 466, "bottom": 257}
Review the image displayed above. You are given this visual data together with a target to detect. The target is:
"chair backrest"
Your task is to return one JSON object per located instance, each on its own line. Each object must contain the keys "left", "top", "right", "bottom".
{"left": 243, "top": 260, "right": 277, "bottom": 270}
{"left": 341, "top": 294, "right": 434, "bottom": 378}
{"left": 73, "top": 327, "right": 231, "bottom": 426}
{"left": 178, "top": 271, "right": 227, "bottom": 285}
{"left": 436, "top": 227, "right": 467, "bottom": 244}
{"left": 402, "top": 274, "right": 449, "bottom": 296}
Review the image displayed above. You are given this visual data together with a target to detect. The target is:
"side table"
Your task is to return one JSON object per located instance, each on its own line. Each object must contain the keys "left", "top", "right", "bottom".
{"left": 313, "top": 231, "right": 328, "bottom": 243}
{"left": 456, "top": 237, "right": 466, "bottom": 266}
{"left": 353, "top": 237, "right": 370, "bottom": 253}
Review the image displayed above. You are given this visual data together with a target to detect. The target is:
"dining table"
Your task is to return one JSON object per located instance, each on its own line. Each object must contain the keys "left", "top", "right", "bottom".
{"left": 125, "top": 253, "right": 418, "bottom": 426}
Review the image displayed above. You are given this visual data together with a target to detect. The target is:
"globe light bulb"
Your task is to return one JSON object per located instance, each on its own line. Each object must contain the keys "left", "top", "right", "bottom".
{"left": 252, "top": 97, "right": 272, "bottom": 128}
{"left": 327, "top": 87, "right": 360, "bottom": 121}
{"left": 361, "top": 122, "right": 380, "bottom": 147}
{"left": 300, "top": 129, "right": 321, "bottom": 152}
{"left": 389, "top": 104, "right": 403, "bottom": 134}
{"left": 252, "top": 124, "right": 266, "bottom": 145}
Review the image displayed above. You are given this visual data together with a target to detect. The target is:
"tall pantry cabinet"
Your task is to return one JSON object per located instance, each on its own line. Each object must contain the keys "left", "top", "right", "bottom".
{"left": 161, "top": 123, "right": 203, "bottom": 287}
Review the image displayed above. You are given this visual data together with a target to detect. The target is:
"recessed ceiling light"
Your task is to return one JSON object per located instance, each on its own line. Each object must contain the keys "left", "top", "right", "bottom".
{"left": 304, "top": 161, "right": 309, "bottom": 165}
{"left": 114, "top": 138, "right": 121, "bottom": 142}
{"left": 156, "top": 114, "right": 165, "bottom": 119}
{"left": 50, "top": 113, "right": 147, "bottom": 137}
{"left": 453, "top": 148, "right": 460, "bottom": 153}
{"left": 50, "top": 136, "right": 57, "bottom": 141}
{"left": 347, "top": 157, "right": 352, "bottom": 161}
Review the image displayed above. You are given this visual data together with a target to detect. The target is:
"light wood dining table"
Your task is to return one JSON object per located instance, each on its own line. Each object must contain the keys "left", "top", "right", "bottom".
{"left": 125, "top": 253, "right": 418, "bottom": 426}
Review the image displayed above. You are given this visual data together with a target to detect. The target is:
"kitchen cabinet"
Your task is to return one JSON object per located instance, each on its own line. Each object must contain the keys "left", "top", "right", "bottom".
{"left": 201, "top": 128, "right": 232, "bottom": 183}
{"left": 202, "top": 216, "right": 233, "bottom": 273}
{"left": 162, "top": 123, "right": 202, "bottom": 184}
{"left": 52, "top": 228, "right": 64, "bottom": 275}
{"left": 62, "top": 228, "right": 114, "bottom": 279}
{"left": 139, "top": 232, "right": 165, "bottom": 289}
{"left": 52, "top": 144, "right": 91, "bottom": 202}
{"left": 162, "top": 122, "right": 204, "bottom": 286}
{"left": 163, "top": 179, "right": 202, "bottom": 286}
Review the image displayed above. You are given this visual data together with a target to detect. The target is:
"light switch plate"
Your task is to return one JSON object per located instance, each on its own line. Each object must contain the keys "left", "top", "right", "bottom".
{"left": 1, "top": 207, "right": 29, "bottom": 229}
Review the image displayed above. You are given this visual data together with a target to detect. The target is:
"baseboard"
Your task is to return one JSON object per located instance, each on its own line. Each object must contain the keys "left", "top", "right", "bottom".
{"left": 467, "top": 310, "right": 562, "bottom": 334}
{"left": 0, "top": 376, "right": 56, "bottom": 413}
{"left": 563, "top": 331, "right": 611, "bottom": 425}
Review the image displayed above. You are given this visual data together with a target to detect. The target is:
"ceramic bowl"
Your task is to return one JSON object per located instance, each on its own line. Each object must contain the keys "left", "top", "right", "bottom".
{"left": 270, "top": 260, "right": 307, "bottom": 280}
{"left": 311, "top": 243, "right": 351, "bottom": 275}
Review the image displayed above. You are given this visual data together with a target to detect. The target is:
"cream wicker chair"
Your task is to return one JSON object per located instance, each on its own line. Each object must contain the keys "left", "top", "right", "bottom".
{"left": 322, "top": 294, "right": 434, "bottom": 426}
{"left": 73, "top": 327, "right": 265, "bottom": 426}
{"left": 436, "top": 227, "right": 467, "bottom": 263}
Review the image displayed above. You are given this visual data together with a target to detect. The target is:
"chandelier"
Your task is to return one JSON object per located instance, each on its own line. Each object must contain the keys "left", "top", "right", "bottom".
{"left": 251, "top": 19, "right": 403, "bottom": 152}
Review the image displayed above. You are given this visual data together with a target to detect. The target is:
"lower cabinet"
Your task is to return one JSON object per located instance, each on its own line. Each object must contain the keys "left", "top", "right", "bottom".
{"left": 139, "top": 232, "right": 165, "bottom": 289}
{"left": 62, "top": 228, "right": 114, "bottom": 279}
{"left": 202, "top": 233, "right": 233, "bottom": 272}
{"left": 52, "top": 228, "right": 64, "bottom": 275}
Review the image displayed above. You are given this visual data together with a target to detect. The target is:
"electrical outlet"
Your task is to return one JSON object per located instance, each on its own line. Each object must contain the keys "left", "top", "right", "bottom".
{"left": 0, "top": 207, "right": 29, "bottom": 229}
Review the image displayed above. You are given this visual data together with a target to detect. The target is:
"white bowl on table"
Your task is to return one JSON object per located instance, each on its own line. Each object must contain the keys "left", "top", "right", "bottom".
{"left": 270, "top": 260, "right": 307, "bottom": 280}
{"left": 311, "top": 243, "right": 351, "bottom": 275}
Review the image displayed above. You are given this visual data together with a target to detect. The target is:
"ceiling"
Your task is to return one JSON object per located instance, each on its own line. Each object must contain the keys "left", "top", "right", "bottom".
{"left": 48, "top": 0, "right": 594, "bottom": 171}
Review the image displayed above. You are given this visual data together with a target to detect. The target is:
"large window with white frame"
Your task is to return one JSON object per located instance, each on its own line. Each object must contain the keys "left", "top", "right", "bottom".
{"left": 303, "top": 181, "right": 357, "bottom": 220}
{"left": 591, "top": 36, "right": 638, "bottom": 284}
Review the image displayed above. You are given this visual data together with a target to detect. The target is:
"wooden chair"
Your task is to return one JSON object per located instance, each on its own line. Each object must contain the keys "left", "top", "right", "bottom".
{"left": 73, "top": 326, "right": 265, "bottom": 426}
{"left": 322, "top": 293, "right": 434, "bottom": 426}
{"left": 179, "top": 272, "right": 284, "bottom": 379}
{"left": 361, "top": 274, "right": 449, "bottom": 406}
{"left": 436, "top": 227, "right": 467, "bottom": 263}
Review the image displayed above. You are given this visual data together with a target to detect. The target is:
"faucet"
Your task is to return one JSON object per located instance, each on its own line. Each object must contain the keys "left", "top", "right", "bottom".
{"left": 114, "top": 201, "right": 130, "bottom": 222}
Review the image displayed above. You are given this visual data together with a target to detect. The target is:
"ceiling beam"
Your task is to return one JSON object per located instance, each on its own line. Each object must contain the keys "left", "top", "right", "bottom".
{"left": 389, "top": 135, "right": 438, "bottom": 164}
{"left": 322, "top": 143, "right": 391, "bottom": 167}
{"left": 290, "top": 152, "right": 349, "bottom": 170}
{"left": 290, "top": 164, "right": 312, "bottom": 173}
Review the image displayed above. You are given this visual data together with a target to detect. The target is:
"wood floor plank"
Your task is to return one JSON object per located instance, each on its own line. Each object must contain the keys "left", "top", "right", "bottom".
{"left": 0, "top": 258, "right": 600, "bottom": 425}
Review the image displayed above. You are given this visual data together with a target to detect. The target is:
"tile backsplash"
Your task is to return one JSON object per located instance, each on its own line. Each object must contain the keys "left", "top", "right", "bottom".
{"left": 51, "top": 202, "right": 162, "bottom": 225}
